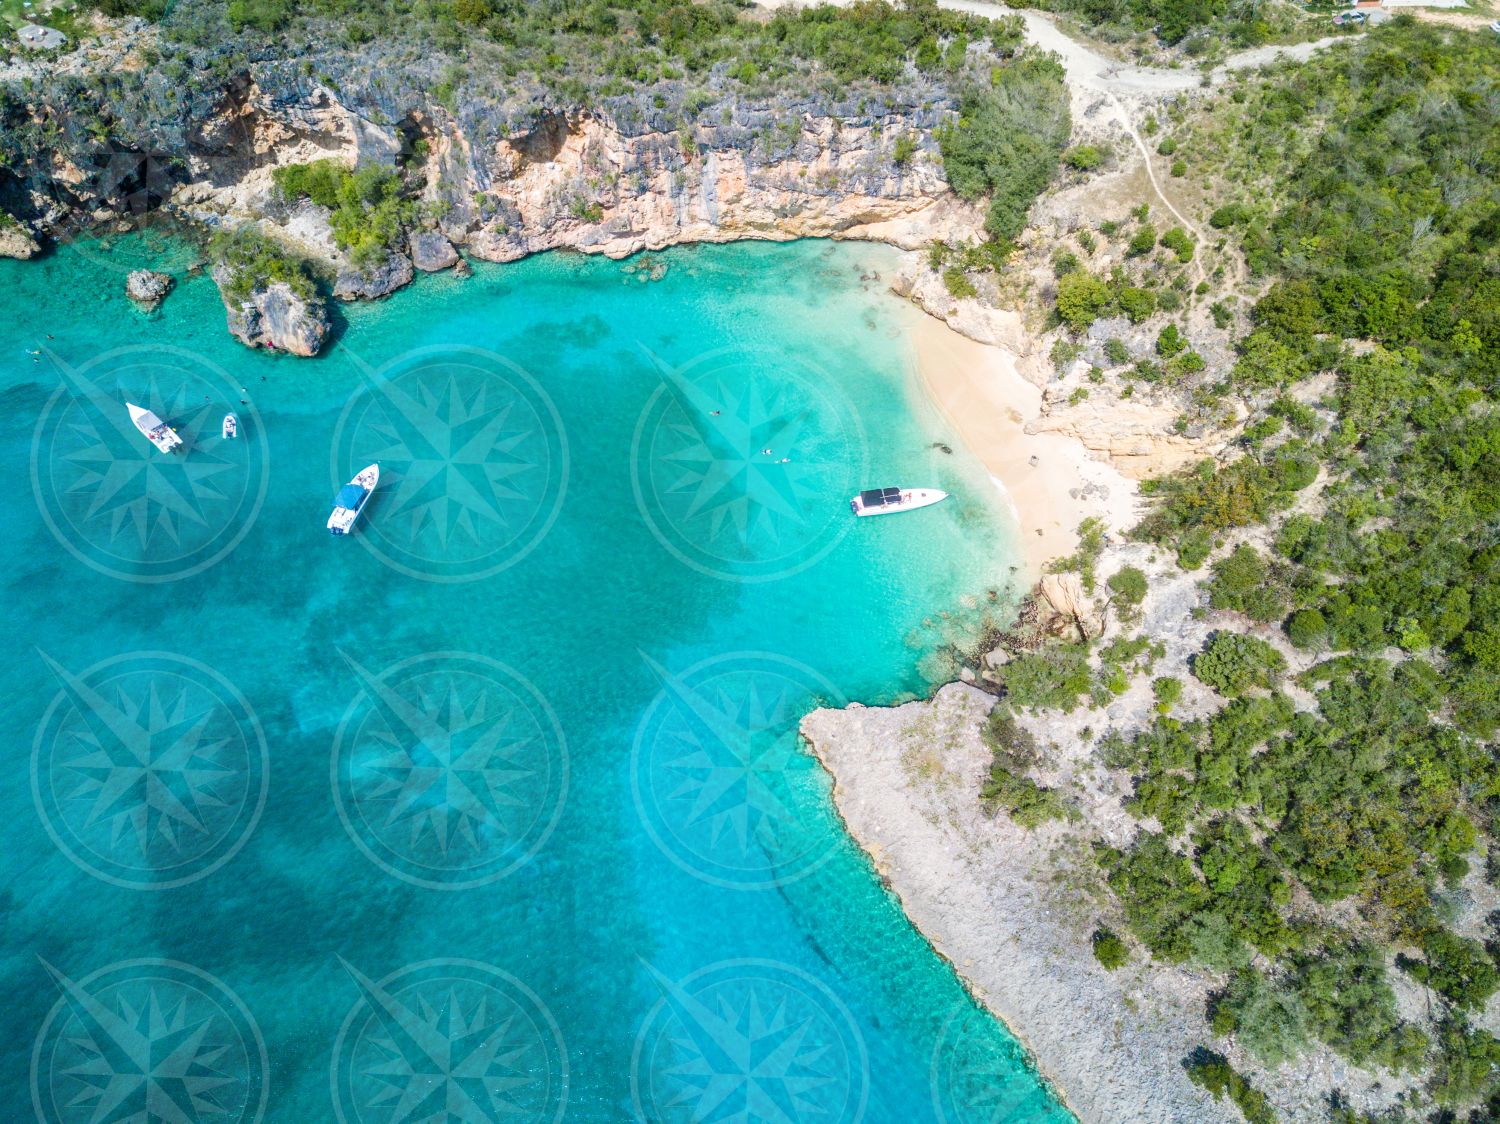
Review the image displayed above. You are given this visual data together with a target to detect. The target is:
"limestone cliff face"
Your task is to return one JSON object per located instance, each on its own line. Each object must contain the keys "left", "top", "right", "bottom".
{"left": 159, "top": 78, "right": 981, "bottom": 280}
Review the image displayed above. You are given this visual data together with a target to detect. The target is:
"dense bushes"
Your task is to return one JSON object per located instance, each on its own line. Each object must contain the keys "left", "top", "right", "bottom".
{"left": 208, "top": 226, "right": 318, "bottom": 302}
{"left": 939, "top": 54, "right": 1069, "bottom": 249}
{"left": 273, "top": 159, "right": 410, "bottom": 268}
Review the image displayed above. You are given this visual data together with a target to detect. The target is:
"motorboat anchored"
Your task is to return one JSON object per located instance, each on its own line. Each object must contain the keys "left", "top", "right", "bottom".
{"left": 850, "top": 486, "right": 948, "bottom": 517}
{"left": 328, "top": 464, "right": 379, "bottom": 535}
{"left": 126, "top": 403, "right": 183, "bottom": 453}
{"left": 222, "top": 413, "right": 238, "bottom": 439}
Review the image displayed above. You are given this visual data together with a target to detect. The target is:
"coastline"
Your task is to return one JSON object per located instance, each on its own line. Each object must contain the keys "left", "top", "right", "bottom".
{"left": 907, "top": 310, "right": 1138, "bottom": 581}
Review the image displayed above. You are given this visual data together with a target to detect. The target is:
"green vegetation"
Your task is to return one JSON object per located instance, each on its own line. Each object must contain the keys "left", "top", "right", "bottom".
{"left": 1033, "top": 26, "right": 1500, "bottom": 1115}
{"left": 980, "top": 709, "right": 1073, "bottom": 827}
{"left": 938, "top": 53, "right": 1069, "bottom": 252}
{"left": 272, "top": 159, "right": 410, "bottom": 268}
{"left": 208, "top": 226, "right": 317, "bottom": 303}
{"left": 1092, "top": 927, "right": 1130, "bottom": 969}
{"left": 1192, "top": 632, "right": 1284, "bottom": 697}
{"left": 1184, "top": 1049, "right": 1277, "bottom": 1124}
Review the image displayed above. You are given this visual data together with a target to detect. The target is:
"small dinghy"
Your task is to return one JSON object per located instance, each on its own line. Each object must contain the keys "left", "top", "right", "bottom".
{"left": 222, "top": 413, "right": 238, "bottom": 439}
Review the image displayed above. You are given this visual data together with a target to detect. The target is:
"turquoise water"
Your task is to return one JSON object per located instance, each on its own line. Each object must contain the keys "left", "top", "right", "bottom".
{"left": 0, "top": 236, "right": 1071, "bottom": 1122}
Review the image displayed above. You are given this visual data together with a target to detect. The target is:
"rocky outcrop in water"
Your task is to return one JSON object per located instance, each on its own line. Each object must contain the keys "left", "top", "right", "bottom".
{"left": 333, "top": 251, "right": 414, "bottom": 300}
{"left": 408, "top": 231, "right": 459, "bottom": 272}
{"left": 126, "top": 269, "right": 173, "bottom": 307}
{"left": 211, "top": 264, "right": 329, "bottom": 356}
{"left": 0, "top": 220, "right": 40, "bottom": 259}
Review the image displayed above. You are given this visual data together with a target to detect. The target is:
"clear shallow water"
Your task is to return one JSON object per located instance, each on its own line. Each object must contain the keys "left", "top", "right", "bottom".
{"left": 0, "top": 236, "right": 1072, "bottom": 1123}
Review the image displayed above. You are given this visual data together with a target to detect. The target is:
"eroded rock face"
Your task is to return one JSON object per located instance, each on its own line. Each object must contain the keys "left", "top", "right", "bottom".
{"left": 126, "top": 269, "right": 173, "bottom": 307}
{"left": 408, "top": 230, "right": 459, "bottom": 272}
{"left": 333, "top": 251, "right": 414, "bottom": 300}
{"left": 0, "top": 221, "right": 40, "bottom": 259}
{"left": 211, "top": 264, "right": 329, "bottom": 356}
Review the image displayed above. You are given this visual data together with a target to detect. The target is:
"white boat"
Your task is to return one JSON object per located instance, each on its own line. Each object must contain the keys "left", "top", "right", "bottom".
{"left": 126, "top": 402, "right": 183, "bottom": 453}
{"left": 849, "top": 486, "right": 948, "bottom": 517}
{"left": 222, "top": 413, "right": 237, "bottom": 439}
{"left": 328, "top": 464, "right": 379, "bottom": 535}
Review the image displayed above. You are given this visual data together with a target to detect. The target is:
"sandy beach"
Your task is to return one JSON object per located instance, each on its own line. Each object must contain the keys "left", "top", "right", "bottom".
{"left": 909, "top": 314, "right": 1138, "bottom": 579}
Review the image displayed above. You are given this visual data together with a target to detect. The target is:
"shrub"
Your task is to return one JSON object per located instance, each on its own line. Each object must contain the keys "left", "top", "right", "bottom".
{"left": 1184, "top": 1048, "right": 1278, "bottom": 1124}
{"left": 1063, "top": 143, "right": 1108, "bottom": 171}
{"left": 1209, "top": 545, "right": 1287, "bottom": 623}
{"left": 1108, "top": 565, "right": 1148, "bottom": 614}
{"left": 1160, "top": 227, "right": 1195, "bottom": 263}
{"left": 208, "top": 227, "right": 318, "bottom": 304}
{"left": 1115, "top": 285, "right": 1157, "bottom": 323}
{"left": 1286, "top": 608, "right": 1327, "bottom": 650}
{"left": 1056, "top": 271, "right": 1110, "bottom": 332}
{"left": 1400, "top": 929, "right": 1500, "bottom": 1012}
{"left": 1127, "top": 225, "right": 1158, "bottom": 257}
{"left": 943, "top": 267, "right": 978, "bottom": 299}
{"left": 1002, "top": 644, "right": 1093, "bottom": 712}
{"left": 1103, "top": 338, "right": 1131, "bottom": 365}
{"left": 1193, "top": 632, "right": 1286, "bottom": 697}
{"left": 1093, "top": 928, "right": 1130, "bottom": 969}
{"left": 1156, "top": 323, "right": 1187, "bottom": 358}
{"left": 1210, "top": 969, "right": 1309, "bottom": 1067}
{"left": 1153, "top": 676, "right": 1182, "bottom": 714}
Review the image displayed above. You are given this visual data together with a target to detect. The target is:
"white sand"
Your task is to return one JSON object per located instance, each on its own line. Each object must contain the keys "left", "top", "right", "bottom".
{"left": 909, "top": 314, "right": 1138, "bottom": 579}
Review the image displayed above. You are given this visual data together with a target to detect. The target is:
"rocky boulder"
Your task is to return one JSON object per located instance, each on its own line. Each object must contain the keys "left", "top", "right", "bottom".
{"left": 408, "top": 231, "right": 459, "bottom": 272}
{"left": 126, "top": 270, "right": 174, "bottom": 308}
{"left": 333, "top": 252, "right": 414, "bottom": 300}
{"left": 211, "top": 264, "right": 329, "bottom": 357}
{"left": 0, "top": 221, "right": 40, "bottom": 260}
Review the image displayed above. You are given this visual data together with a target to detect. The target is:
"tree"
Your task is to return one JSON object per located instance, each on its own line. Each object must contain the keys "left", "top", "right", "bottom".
{"left": 1193, "top": 632, "right": 1285, "bottom": 697}
{"left": 1210, "top": 969, "right": 1309, "bottom": 1067}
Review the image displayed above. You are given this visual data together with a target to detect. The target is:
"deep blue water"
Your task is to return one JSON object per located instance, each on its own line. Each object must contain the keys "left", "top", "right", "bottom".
{"left": 0, "top": 235, "right": 1072, "bottom": 1123}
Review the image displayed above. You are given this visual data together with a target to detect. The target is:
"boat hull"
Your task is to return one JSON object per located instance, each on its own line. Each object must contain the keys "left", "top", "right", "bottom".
{"left": 329, "top": 464, "right": 380, "bottom": 535}
{"left": 850, "top": 488, "right": 948, "bottom": 517}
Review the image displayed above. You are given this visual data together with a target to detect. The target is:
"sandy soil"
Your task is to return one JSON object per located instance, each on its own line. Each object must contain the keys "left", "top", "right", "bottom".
{"left": 910, "top": 314, "right": 1138, "bottom": 578}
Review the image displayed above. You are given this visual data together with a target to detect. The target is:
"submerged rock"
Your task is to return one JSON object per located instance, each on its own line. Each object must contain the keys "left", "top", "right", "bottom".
{"left": 126, "top": 269, "right": 174, "bottom": 308}
{"left": 212, "top": 264, "right": 329, "bottom": 357}
{"left": 333, "top": 252, "right": 414, "bottom": 300}
{"left": 408, "top": 231, "right": 460, "bottom": 272}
